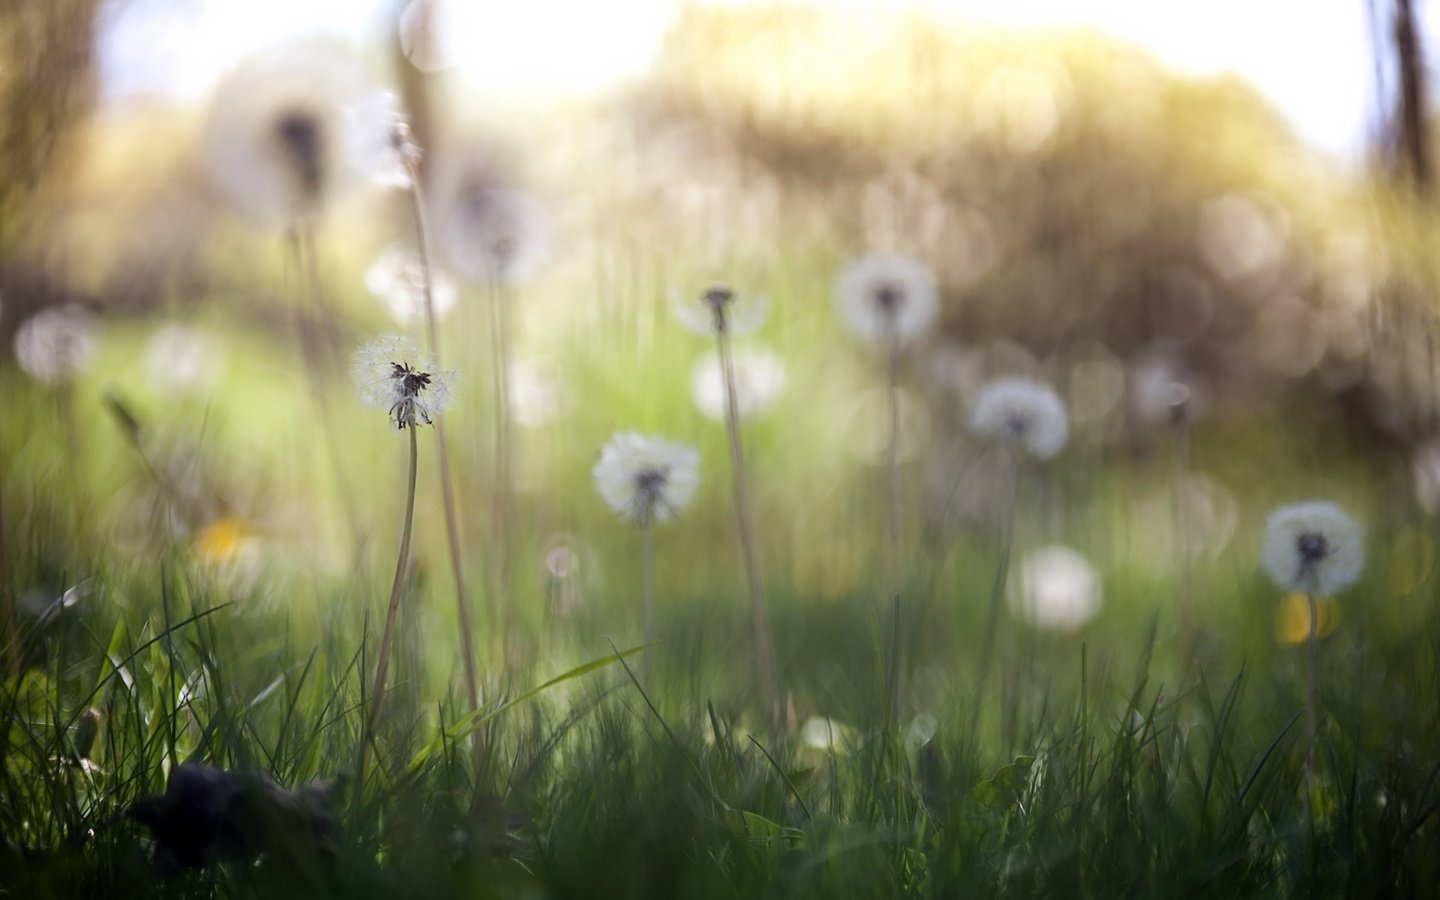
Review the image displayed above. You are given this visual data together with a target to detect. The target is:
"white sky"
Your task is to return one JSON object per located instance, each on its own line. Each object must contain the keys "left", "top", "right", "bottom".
{"left": 100, "top": 0, "right": 1439, "bottom": 161}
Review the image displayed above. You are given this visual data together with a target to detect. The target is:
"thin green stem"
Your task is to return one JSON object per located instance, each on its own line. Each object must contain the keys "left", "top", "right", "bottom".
{"left": 367, "top": 425, "right": 420, "bottom": 739}
{"left": 970, "top": 450, "right": 1019, "bottom": 748}
{"left": 642, "top": 520, "right": 655, "bottom": 695}
{"left": 404, "top": 157, "right": 482, "bottom": 733}
{"left": 487, "top": 274, "right": 513, "bottom": 661}
{"left": 886, "top": 335, "right": 907, "bottom": 724}
{"left": 1306, "top": 589, "right": 1319, "bottom": 792}
{"left": 716, "top": 322, "right": 781, "bottom": 732}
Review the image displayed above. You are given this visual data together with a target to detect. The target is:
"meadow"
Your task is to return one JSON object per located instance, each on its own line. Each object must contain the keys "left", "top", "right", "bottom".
{"left": 2, "top": 7, "right": 1439, "bottom": 898}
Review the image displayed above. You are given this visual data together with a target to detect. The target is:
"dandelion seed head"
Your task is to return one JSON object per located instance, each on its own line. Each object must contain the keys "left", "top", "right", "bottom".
{"left": 352, "top": 335, "right": 454, "bottom": 429}
{"left": 1013, "top": 545, "right": 1102, "bottom": 632}
{"left": 145, "top": 325, "right": 223, "bottom": 396}
{"left": 15, "top": 305, "right": 98, "bottom": 385}
{"left": 592, "top": 433, "right": 700, "bottom": 526}
{"left": 437, "top": 173, "right": 550, "bottom": 283}
{"left": 202, "top": 41, "right": 381, "bottom": 227}
{"left": 834, "top": 253, "right": 938, "bottom": 346}
{"left": 365, "top": 245, "right": 458, "bottom": 327}
{"left": 1262, "top": 501, "right": 1364, "bottom": 596}
{"left": 690, "top": 347, "right": 787, "bottom": 421}
{"left": 969, "top": 376, "right": 1069, "bottom": 460}
{"left": 671, "top": 284, "right": 770, "bottom": 337}
{"left": 1130, "top": 350, "right": 1201, "bottom": 425}
{"left": 346, "top": 91, "right": 419, "bottom": 190}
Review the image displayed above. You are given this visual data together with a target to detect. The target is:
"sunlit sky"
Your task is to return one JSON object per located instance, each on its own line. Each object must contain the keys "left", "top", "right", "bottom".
{"left": 101, "top": 0, "right": 1440, "bottom": 160}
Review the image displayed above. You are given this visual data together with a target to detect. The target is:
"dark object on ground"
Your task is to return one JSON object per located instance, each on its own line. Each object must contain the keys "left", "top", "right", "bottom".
{"left": 127, "top": 763, "right": 341, "bottom": 875}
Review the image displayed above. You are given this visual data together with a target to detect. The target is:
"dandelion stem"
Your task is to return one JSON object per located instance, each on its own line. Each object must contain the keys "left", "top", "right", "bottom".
{"left": 0, "top": 473, "right": 16, "bottom": 677}
{"left": 970, "top": 450, "right": 1019, "bottom": 747}
{"left": 1175, "top": 411, "right": 1197, "bottom": 682}
{"left": 486, "top": 273, "right": 513, "bottom": 661}
{"left": 1305, "top": 589, "right": 1319, "bottom": 790}
{"left": 367, "top": 424, "right": 420, "bottom": 739}
{"left": 885, "top": 333, "right": 907, "bottom": 725}
{"left": 642, "top": 519, "right": 655, "bottom": 694}
{"left": 403, "top": 157, "right": 483, "bottom": 746}
{"left": 716, "top": 319, "right": 781, "bottom": 731}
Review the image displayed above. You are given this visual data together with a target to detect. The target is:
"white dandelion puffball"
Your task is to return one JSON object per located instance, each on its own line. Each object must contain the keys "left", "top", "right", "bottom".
{"left": 437, "top": 176, "right": 551, "bottom": 283}
{"left": 671, "top": 285, "right": 770, "bottom": 338}
{"left": 508, "top": 358, "right": 571, "bottom": 429}
{"left": 800, "top": 716, "right": 858, "bottom": 753}
{"left": 365, "top": 245, "right": 458, "bottom": 327}
{"left": 690, "top": 347, "right": 787, "bottom": 421}
{"left": 352, "top": 335, "right": 455, "bottom": 430}
{"left": 144, "top": 325, "right": 223, "bottom": 395}
{"left": 969, "top": 377, "right": 1070, "bottom": 460}
{"left": 1130, "top": 351, "right": 1201, "bottom": 425}
{"left": 202, "top": 40, "right": 382, "bottom": 227}
{"left": 1261, "top": 501, "right": 1365, "bottom": 596}
{"left": 15, "top": 305, "right": 98, "bottom": 384}
{"left": 345, "top": 91, "right": 418, "bottom": 190}
{"left": 593, "top": 433, "right": 700, "bottom": 526}
{"left": 1013, "top": 545, "right": 1102, "bottom": 632}
{"left": 834, "top": 253, "right": 939, "bottom": 346}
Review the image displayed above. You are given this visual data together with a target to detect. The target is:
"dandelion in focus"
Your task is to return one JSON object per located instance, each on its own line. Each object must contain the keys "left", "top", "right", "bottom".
{"left": 1261, "top": 501, "right": 1365, "bottom": 597}
{"left": 15, "top": 305, "right": 98, "bottom": 385}
{"left": 352, "top": 335, "right": 454, "bottom": 430}
{"left": 594, "top": 432, "right": 700, "bottom": 690}
{"left": 365, "top": 246, "right": 458, "bottom": 327}
{"left": 969, "top": 377, "right": 1069, "bottom": 461}
{"left": 1013, "top": 545, "right": 1102, "bottom": 632}
{"left": 834, "top": 254, "right": 938, "bottom": 347}
{"left": 202, "top": 40, "right": 384, "bottom": 228}
{"left": 1261, "top": 499, "right": 1364, "bottom": 787}
{"left": 690, "top": 347, "right": 786, "bottom": 421}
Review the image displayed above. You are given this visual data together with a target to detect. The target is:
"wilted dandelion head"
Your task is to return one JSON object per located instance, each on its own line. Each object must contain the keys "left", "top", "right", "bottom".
{"left": 437, "top": 172, "right": 550, "bottom": 283}
{"left": 1013, "top": 545, "right": 1102, "bottom": 632}
{"left": 970, "top": 376, "right": 1069, "bottom": 460}
{"left": 202, "top": 41, "right": 386, "bottom": 227}
{"left": 834, "top": 253, "right": 938, "bottom": 347}
{"left": 352, "top": 335, "right": 455, "bottom": 430}
{"left": 592, "top": 433, "right": 700, "bottom": 526}
{"left": 671, "top": 284, "right": 770, "bottom": 337}
{"left": 15, "top": 305, "right": 98, "bottom": 385}
{"left": 690, "top": 347, "right": 787, "bottom": 421}
{"left": 1261, "top": 501, "right": 1365, "bottom": 596}
{"left": 365, "top": 245, "right": 457, "bottom": 327}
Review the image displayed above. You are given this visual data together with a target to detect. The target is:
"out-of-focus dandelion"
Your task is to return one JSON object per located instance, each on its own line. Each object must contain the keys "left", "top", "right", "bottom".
{"left": 1261, "top": 499, "right": 1364, "bottom": 790}
{"left": 1130, "top": 352, "right": 1199, "bottom": 426}
{"left": 594, "top": 433, "right": 700, "bottom": 527}
{"left": 144, "top": 325, "right": 223, "bottom": 396}
{"left": 690, "top": 347, "right": 787, "bottom": 421}
{"left": 352, "top": 335, "right": 454, "bottom": 430}
{"left": 202, "top": 40, "right": 383, "bottom": 228}
{"left": 968, "top": 377, "right": 1068, "bottom": 748}
{"left": 594, "top": 433, "right": 700, "bottom": 689}
{"left": 346, "top": 91, "right": 417, "bottom": 190}
{"left": 834, "top": 254, "right": 937, "bottom": 723}
{"left": 678, "top": 284, "right": 781, "bottom": 728}
{"left": 438, "top": 180, "right": 551, "bottom": 284}
{"left": 800, "top": 716, "right": 858, "bottom": 754}
{"left": 834, "top": 254, "right": 938, "bottom": 347}
{"left": 671, "top": 285, "right": 770, "bottom": 338}
{"left": 508, "top": 358, "right": 570, "bottom": 429}
{"left": 365, "top": 246, "right": 458, "bottom": 327}
{"left": 969, "top": 377, "right": 1069, "bottom": 461}
{"left": 1013, "top": 545, "right": 1102, "bottom": 632}
{"left": 15, "top": 305, "right": 97, "bottom": 385}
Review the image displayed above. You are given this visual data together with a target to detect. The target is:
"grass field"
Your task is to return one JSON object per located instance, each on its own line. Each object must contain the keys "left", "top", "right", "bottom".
{"left": 4, "top": 7, "right": 1440, "bottom": 899}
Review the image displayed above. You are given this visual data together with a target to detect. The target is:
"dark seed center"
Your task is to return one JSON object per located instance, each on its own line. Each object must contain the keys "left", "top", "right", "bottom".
{"left": 1296, "top": 532, "right": 1329, "bottom": 566}
{"left": 275, "top": 110, "right": 324, "bottom": 199}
